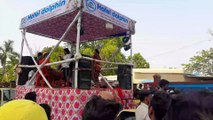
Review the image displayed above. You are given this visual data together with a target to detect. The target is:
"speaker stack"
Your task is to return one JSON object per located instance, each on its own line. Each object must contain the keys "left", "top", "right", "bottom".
{"left": 117, "top": 65, "right": 132, "bottom": 89}
{"left": 77, "top": 58, "right": 92, "bottom": 90}
{"left": 18, "top": 56, "right": 35, "bottom": 85}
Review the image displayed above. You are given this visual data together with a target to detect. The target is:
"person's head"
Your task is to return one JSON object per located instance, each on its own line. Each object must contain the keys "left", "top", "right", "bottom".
{"left": 37, "top": 52, "right": 43, "bottom": 59}
{"left": 159, "top": 79, "right": 170, "bottom": 91}
{"left": 165, "top": 90, "right": 213, "bottom": 120}
{"left": 0, "top": 100, "right": 48, "bottom": 120}
{"left": 82, "top": 95, "right": 122, "bottom": 120}
{"left": 94, "top": 49, "right": 100, "bottom": 55}
{"left": 43, "top": 52, "right": 49, "bottom": 58}
{"left": 40, "top": 104, "right": 52, "bottom": 120}
{"left": 153, "top": 74, "right": 161, "bottom": 81}
{"left": 139, "top": 84, "right": 143, "bottom": 89}
{"left": 138, "top": 90, "right": 152, "bottom": 105}
{"left": 25, "top": 92, "right": 37, "bottom": 102}
{"left": 99, "top": 91, "right": 115, "bottom": 101}
{"left": 133, "top": 84, "right": 137, "bottom": 89}
{"left": 64, "top": 48, "right": 70, "bottom": 55}
{"left": 149, "top": 91, "right": 171, "bottom": 120}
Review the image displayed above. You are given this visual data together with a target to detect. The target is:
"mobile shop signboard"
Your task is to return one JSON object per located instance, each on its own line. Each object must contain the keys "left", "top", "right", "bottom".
{"left": 20, "top": 0, "right": 80, "bottom": 29}
{"left": 83, "top": 0, "right": 135, "bottom": 34}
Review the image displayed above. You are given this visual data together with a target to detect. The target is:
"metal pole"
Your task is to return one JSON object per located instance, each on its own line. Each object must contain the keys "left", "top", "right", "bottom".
{"left": 74, "top": 12, "right": 82, "bottom": 89}
{"left": 130, "top": 36, "right": 133, "bottom": 91}
{"left": 39, "top": 11, "right": 81, "bottom": 69}
{"left": 22, "top": 31, "right": 53, "bottom": 89}
{"left": 130, "top": 36, "right": 133, "bottom": 63}
{"left": 29, "top": 11, "right": 81, "bottom": 82}
{"left": 16, "top": 30, "right": 25, "bottom": 86}
{"left": 99, "top": 74, "right": 113, "bottom": 89}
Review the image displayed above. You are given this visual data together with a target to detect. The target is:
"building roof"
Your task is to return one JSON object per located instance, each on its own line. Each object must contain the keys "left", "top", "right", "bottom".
{"left": 133, "top": 68, "right": 184, "bottom": 74}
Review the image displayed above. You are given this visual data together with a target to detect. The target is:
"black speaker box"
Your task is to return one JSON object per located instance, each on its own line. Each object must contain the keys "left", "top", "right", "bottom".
{"left": 77, "top": 70, "right": 92, "bottom": 90}
{"left": 117, "top": 65, "right": 132, "bottom": 89}
{"left": 77, "top": 58, "right": 92, "bottom": 90}
{"left": 18, "top": 56, "right": 35, "bottom": 85}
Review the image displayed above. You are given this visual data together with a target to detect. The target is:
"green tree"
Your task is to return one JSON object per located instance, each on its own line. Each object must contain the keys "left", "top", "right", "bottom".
{"left": 42, "top": 46, "right": 64, "bottom": 69}
{"left": 127, "top": 53, "right": 150, "bottom": 68}
{"left": 0, "top": 40, "right": 19, "bottom": 81}
{"left": 182, "top": 48, "right": 213, "bottom": 75}
{"left": 80, "top": 37, "right": 127, "bottom": 75}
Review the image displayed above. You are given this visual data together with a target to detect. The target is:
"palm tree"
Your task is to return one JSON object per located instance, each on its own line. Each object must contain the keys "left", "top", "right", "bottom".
{"left": 0, "top": 40, "right": 19, "bottom": 81}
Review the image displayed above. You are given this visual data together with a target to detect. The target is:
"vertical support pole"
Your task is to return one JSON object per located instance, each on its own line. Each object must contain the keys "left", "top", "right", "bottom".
{"left": 22, "top": 31, "right": 53, "bottom": 89}
{"left": 74, "top": 12, "right": 82, "bottom": 89}
{"left": 130, "top": 36, "right": 133, "bottom": 91}
{"left": 130, "top": 36, "right": 133, "bottom": 64}
{"left": 39, "top": 11, "right": 81, "bottom": 69}
{"left": 16, "top": 30, "right": 25, "bottom": 86}
{"left": 28, "top": 11, "right": 81, "bottom": 84}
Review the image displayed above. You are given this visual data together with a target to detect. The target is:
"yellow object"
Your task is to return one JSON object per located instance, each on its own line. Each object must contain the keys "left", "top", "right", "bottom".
{"left": 133, "top": 99, "right": 140, "bottom": 105}
{"left": 120, "top": 109, "right": 136, "bottom": 113}
{"left": 0, "top": 99, "right": 48, "bottom": 120}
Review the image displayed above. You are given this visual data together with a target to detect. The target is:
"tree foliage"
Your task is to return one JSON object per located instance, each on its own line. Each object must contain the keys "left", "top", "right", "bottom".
{"left": 182, "top": 48, "right": 213, "bottom": 76}
{"left": 0, "top": 40, "right": 19, "bottom": 82}
{"left": 80, "top": 37, "right": 150, "bottom": 75}
{"left": 80, "top": 37, "right": 126, "bottom": 75}
{"left": 42, "top": 46, "right": 64, "bottom": 69}
{"left": 128, "top": 53, "right": 150, "bottom": 68}
{"left": 39, "top": 38, "right": 150, "bottom": 76}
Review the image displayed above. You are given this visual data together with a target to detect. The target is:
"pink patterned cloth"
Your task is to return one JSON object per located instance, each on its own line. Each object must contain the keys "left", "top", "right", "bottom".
{"left": 16, "top": 86, "right": 133, "bottom": 120}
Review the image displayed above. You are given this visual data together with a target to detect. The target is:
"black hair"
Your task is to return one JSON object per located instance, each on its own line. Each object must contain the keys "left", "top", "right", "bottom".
{"left": 138, "top": 90, "right": 151, "bottom": 102}
{"left": 40, "top": 103, "right": 52, "bottom": 120}
{"left": 95, "top": 49, "right": 100, "bottom": 54}
{"left": 64, "top": 48, "right": 70, "bottom": 54}
{"left": 159, "top": 79, "right": 170, "bottom": 88}
{"left": 150, "top": 91, "right": 171, "bottom": 120}
{"left": 82, "top": 95, "right": 122, "bottom": 120}
{"left": 37, "top": 52, "right": 43, "bottom": 57}
{"left": 24, "top": 92, "right": 37, "bottom": 102}
{"left": 165, "top": 90, "right": 213, "bottom": 120}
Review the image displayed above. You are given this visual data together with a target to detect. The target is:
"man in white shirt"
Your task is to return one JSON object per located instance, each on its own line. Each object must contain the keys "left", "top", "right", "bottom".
{"left": 60, "top": 48, "right": 72, "bottom": 85}
{"left": 25, "top": 69, "right": 36, "bottom": 88}
{"left": 135, "top": 90, "right": 151, "bottom": 120}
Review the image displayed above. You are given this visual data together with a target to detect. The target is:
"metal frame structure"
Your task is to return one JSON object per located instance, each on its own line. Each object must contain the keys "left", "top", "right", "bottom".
{"left": 17, "top": 0, "right": 135, "bottom": 89}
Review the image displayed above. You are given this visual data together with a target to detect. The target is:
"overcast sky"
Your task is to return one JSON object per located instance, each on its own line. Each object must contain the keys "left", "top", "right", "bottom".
{"left": 0, "top": 0, "right": 213, "bottom": 68}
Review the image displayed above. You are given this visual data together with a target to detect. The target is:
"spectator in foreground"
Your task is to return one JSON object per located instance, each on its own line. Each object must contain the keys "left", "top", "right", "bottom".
{"left": 138, "top": 84, "right": 143, "bottom": 90}
{"left": 133, "top": 84, "right": 139, "bottom": 99}
{"left": 165, "top": 90, "right": 213, "bottom": 120}
{"left": 135, "top": 90, "right": 151, "bottom": 120}
{"left": 158, "top": 79, "right": 170, "bottom": 92}
{"left": 40, "top": 103, "right": 52, "bottom": 120}
{"left": 0, "top": 100, "right": 48, "bottom": 120}
{"left": 82, "top": 95, "right": 122, "bottom": 120}
{"left": 149, "top": 91, "right": 171, "bottom": 120}
{"left": 25, "top": 91, "right": 37, "bottom": 102}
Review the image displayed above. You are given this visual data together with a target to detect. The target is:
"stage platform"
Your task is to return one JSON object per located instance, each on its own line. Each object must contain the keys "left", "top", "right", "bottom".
{"left": 16, "top": 86, "right": 133, "bottom": 120}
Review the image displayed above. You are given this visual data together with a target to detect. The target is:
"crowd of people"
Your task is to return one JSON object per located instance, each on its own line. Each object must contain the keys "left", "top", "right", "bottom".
{"left": 82, "top": 83, "right": 213, "bottom": 120}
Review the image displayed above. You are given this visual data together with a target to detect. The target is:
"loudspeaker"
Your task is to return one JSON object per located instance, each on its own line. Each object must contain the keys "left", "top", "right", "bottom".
{"left": 117, "top": 65, "right": 132, "bottom": 89}
{"left": 18, "top": 56, "right": 35, "bottom": 85}
{"left": 77, "top": 58, "right": 92, "bottom": 90}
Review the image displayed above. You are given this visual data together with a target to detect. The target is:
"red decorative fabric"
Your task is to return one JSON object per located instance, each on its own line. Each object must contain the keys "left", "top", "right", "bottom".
{"left": 16, "top": 86, "right": 133, "bottom": 120}
{"left": 26, "top": 12, "right": 127, "bottom": 43}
